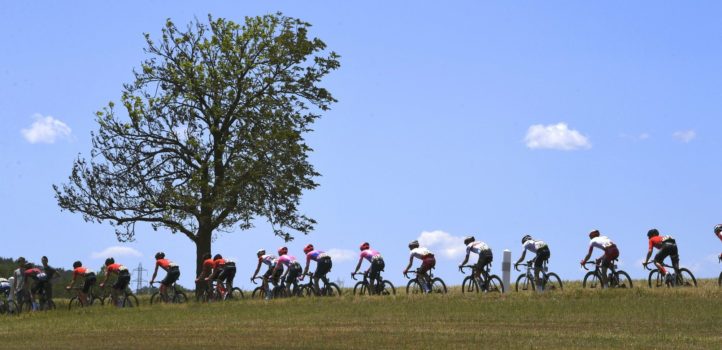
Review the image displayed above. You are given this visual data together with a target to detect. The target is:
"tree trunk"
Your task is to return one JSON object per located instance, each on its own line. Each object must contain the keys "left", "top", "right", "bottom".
{"left": 195, "top": 228, "right": 212, "bottom": 284}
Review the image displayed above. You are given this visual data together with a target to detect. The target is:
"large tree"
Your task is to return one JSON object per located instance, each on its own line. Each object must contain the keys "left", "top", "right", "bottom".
{"left": 53, "top": 13, "right": 339, "bottom": 275}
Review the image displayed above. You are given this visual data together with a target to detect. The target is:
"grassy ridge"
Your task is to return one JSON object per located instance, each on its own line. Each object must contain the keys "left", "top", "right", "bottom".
{"left": 2, "top": 281, "right": 721, "bottom": 349}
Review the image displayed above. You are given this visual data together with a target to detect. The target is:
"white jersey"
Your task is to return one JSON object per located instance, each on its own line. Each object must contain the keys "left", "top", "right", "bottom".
{"left": 260, "top": 254, "right": 277, "bottom": 267}
{"left": 466, "top": 241, "right": 491, "bottom": 255}
{"left": 523, "top": 239, "right": 547, "bottom": 253}
{"left": 410, "top": 247, "right": 433, "bottom": 259}
{"left": 589, "top": 236, "right": 615, "bottom": 250}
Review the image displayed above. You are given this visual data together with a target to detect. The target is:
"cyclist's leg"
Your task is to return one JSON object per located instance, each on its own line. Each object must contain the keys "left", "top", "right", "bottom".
{"left": 669, "top": 244, "right": 680, "bottom": 274}
{"left": 315, "top": 257, "right": 332, "bottom": 293}
{"left": 478, "top": 251, "right": 493, "bottom": 286}
{"left": 654, "top": 248, "right": 670, "bottom": 276}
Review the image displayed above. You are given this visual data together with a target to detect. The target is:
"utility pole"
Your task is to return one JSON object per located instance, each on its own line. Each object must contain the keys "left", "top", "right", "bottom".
{"left": 133, "top": 263, "right": 147, "bottom": 294}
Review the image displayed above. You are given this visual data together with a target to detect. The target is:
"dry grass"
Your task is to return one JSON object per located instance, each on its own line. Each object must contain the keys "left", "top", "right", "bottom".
{"left": 1, "top": 280, "right": 721, "bottom": 349}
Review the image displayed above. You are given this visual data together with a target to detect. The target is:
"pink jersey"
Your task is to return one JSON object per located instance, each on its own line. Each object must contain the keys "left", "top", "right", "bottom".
{"left": 277, "top": 254, "right": 297, "bottom": 267}
{"left": 306, "top": 250, "right": 328, "bottom": 262}
{"left": 360, "top": 249, "right": 381, "bottom": 262}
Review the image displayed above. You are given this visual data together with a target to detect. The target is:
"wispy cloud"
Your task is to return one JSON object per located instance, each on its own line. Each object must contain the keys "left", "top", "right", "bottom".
{"left": 91, "top": 246, "right": 143, "bottom": 259}
{"left": 417, "top": 230, "right": 465, "bottom": 260}
{"left": 672, "top": 130, "right": 696, "bottom": 143}
{"left": 326, "top": 248, "right": 356, "bottom": 262}
{"left": 21, "top": 114, "right": 72, "bottom": 144}
{"left": 525, "top": 123, "right": 591, "bottom": 151}
{"left": 620, "top": 132, "right": 650, "bottom": 141}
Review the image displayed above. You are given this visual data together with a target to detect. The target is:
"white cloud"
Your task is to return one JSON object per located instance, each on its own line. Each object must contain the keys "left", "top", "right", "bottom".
{"left": 672, "top": 130, "right": 696, "bottom": 143}
{"left": 417, "top": 230, "right": 466, "bottom": 260}
{"left": 525, "top": 123, "right": 591, "bottom": 150}
{"left": 91, "top": 246, "right": 143, "bottom": 259}
{"left": 21, "top": 114, "right": 72, "bottom": 144}
{"left": 326, "top": 248, "right": 356, "bottom": 262}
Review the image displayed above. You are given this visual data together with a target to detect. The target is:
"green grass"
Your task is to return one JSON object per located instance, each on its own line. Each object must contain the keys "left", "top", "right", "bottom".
{"left": 2, "top": 280, "right": 721, "bottom": 349}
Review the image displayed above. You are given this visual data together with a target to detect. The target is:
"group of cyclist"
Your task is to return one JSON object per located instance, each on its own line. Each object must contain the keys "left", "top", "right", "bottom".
{"left": 4, "top": 224, "right": 722, "bottom": 308}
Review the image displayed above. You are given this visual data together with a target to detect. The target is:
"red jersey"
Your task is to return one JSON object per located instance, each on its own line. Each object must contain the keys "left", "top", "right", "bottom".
{"left": 648, "top": 235, "right": 674, "bottom": 250}
{"left": 106, "top": 263, "right": 127, "bottom": 274}
{"left": 72, "top": 267, "right": 89, "bottom": 279}
{"left": 24, "top": 267, "right": 42, "bottom": 277}
{"left": 156, "top": 259, "right": 174, "bottom": 269}
{"left": 213, "top": 258, "right": 226, "bottom": 269}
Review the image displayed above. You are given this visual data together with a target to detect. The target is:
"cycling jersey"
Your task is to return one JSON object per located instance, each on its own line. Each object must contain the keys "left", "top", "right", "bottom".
{"left": 360, "top": 249, "right": 381, "bottom": 262}
{"left": 649, "top": 235, "right": 675, "bottom": 250}
{"left": 259, "top": 254, "right": 277, "bottom": 267}
{"left": 213, "top": 258, "right": 227, "bottom": 269}
{"left": 277, "top": 255, "right": 298, "bottom": 267}
{"left": 306, "top": 250, "right": 329, "bottom": 262}
{"left": 24, "top": 268, "right": 48, "bottom": 282}
{"left": 466, "top": 241, "right": 491, "bottom": 255}
{"left": 410, "top": 247, "right": 433, "bottom": 260}
{"left": 72, "top": 267, "right": 94, "bottom": 279}
{"left": 156, "top": 259, "right": 178, "bottom": 270}
{"left": 523, "top": 239, "right": 547, "bottom": 253}
{"left": 107, "top": 263, "right": 129, "bottom": 275}
{"left": 589, "top": 236, "right": 616, "bottom": 251}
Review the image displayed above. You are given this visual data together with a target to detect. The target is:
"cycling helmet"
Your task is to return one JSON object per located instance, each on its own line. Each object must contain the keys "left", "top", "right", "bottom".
{"left": 278, "top": 246, "right": 288, "bottom": 255}
{"left": 105, "top": 257, "right": 115, "bottom": 266}
{"left": 588, "top": 230, "right": 600, "bottom": 239}
{"left": 714, "top": 224, "right": 722, "bottom": 234}
{"left": 213, "top": 254, "right": 223, "bottom": 260}
{"left": 303, "top": 244, "right": 314, "bottom": 254}
{"left": 359, "top": 242, "right": 370, "bottom": 251}
{"left": 408, "top": 240, "right": 419, "bottom": 249}
{"left": 257, "top": 249, "right": 266, "bottom": 256}
{"left": 463, "top": 236, "right": 475, "bottom": 245}
{"left": 155, "top": 252, "right": 165, "bottom": 259}
{"left": 647, "top": 229, "right": 659, "bottom": 238}
{"left": 521, "top": 235, "right": 532, "bottom": 244}
{"left": 73, "top": 261, "right": 82, "bottom": 269}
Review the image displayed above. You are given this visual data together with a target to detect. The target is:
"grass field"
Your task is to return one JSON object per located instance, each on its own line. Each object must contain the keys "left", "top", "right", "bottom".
{"left": 2, "top": 280, "right": 721, "bottom": 349}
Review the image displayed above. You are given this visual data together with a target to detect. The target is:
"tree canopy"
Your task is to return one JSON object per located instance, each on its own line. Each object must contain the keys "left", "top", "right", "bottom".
{"left": 53, "top": 13, "right": 339, "bottom": 274}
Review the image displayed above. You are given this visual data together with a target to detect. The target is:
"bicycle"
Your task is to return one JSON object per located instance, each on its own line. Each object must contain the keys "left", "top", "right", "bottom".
{"left": 102, "top": 285, "right": 140, "bottom": 307}
{"left": 150, "top": 281, "right": 188, "bottom": 304}
{"left": 67, "top": 286, "right": 104, "bottom": 309}
{"left": 514, "top": 259, "right": 563, "bottom": 292}
{"left": 198, "top": 280, "right": 244, "bottom": 302}
{"left": 581, "top": 260, "right": 633, "bottom": 289}
{"left": 351, "top": 272, "right": 395, "bottom": 296}
{"left": 459, "top": 264, "right": 504, "bottom": 293}
{"left": 250, "top": 276, "right": 287, "bottom": 299}
{"left": 404, "top": 270, "right": 447, "bottom": 294}
{"left": 644, "top": 262, "right": 696, "bottom": 288}
{"left": 296, "top": 272, "right": 341, "bottom": 297}
{"left": 26, "top": 286, "right": 56, "bottom": 311}
{"left": 0, "top": 288, "right": 20, "bottom": 316}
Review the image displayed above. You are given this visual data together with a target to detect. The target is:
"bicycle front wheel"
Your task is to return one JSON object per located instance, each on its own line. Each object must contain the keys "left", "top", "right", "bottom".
{"left": 676, "top": 268, "right": 697, "bottom": 287}
{"left": 647, "top": 269, "right": 663, "bottom": 288}
{"left": 3, "top": 300, "right": 19, "bottom": 315}
{"left": 485, "top": 275, "right": 504, "bottom": 293}
{"left": 150, "top": 292, "right": 162, "bottom": 305}
{"left": 515, "top": 274, "right": 534, "bottom": 292}
{"left": 543, "top": 273, "right": 563, "bottom": 291}
{"left": 613, "top": 270, "right": 633, "bottom": 289}
{"left": 582, "top": 271, "right": 602, "bottom": 289}
{"left": 123, "top": 294, "right": 139, "bottom": 308}
{"left": 430, "top": 278, "right": 447, "bottom": 294}
{"left": 406, "top": 280, "right": 423, "bottom": 294}
{"left": 461, "top": 276, "right": 478, "bottom": 294}
{"left": 353, "top": 281, "right": 368, "bottom": 296}
{"left": 173, "top": 291, "right": 188, "bottom": 303}
{"left": 381, "top": 280, "right": 396, "bottom": 295}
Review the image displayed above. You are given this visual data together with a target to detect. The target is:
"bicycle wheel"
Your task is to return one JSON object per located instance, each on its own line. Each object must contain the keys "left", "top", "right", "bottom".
{"left": 515, "top": 274, "right": 535, "bottom": 292}
{"left": 173, "top": 291, "right": 188, "bottom": 303}
{"left": 543, "top": 273, "right": 563, "bottom": 291}
{"left": 273, "top": 286, "right": 289, "bottom": 298}
{"left": 20, "top": 299, "right": 33, "bottom": 313}
{"left": 582, "top": 271, "right": 602, "bottom": 289}
{"left": 324, "top": 283, "right": 341, "bottom": 296}
{"left": 381, "top": 280, "right": 396, "bottom": 295}
{"left": 430, "top": 278, "right": 447, "bottom": 294}
{"left": 676, "top": 268, "right": 697, "bottom": 287}
{"left": 68, "top": 297, "right": 81, "bottom": 310}
{"left": 122, "top": 294, "right": 139, "bottom": 308}
{"left": 353, "top": 281, "right": 368, "bottom": 296}
{"left": 150, "top": 292, "right": 162, "bottom": 305}
{"left": 251, "top": 287, "right": 266, "bottom": 299}
{"left": 485, "top": 275, "right": 504, "bottom": 293}
{"left": 406, "top": 280, "right": 423, "bottom": 294}
{"left": 461, "top": 276, "right": 478, "bottom": 293}
{"left": 718, "top": 271, "right": 722, "bottom": 287}
{"left": 612, "top": 270, "right": 633, "bottom": 289}
{"left": 225, "top": 288, "right": 244, "bottom": 300}
{"left": 45, "top": 299, "right": 56, "bottom": 310}
{"left": 4, "top": 300, "right": 19, "bottom": 315}
{"left": 647, "top": 269, "right": 663, "bottom": 288}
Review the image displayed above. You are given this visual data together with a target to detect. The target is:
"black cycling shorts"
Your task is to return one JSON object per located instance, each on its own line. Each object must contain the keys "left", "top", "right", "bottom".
{"left": 263, "top": 265, "right": 283, "bottom": 282}
{"left": 83, "top": 274, "right": 97, "bottom": 294}
{"left": 286, "top": 263, "right": 302, "bottom": 284}
{"left": 113, "top": 272, "right": 131, "bottom": 290}
{"left": 534, "top": 247, "right": 551, "bottom": 268}
{"left": 476, "top": 250, "right": 493, "bottom": 269}
{"left": 369, "top": 258, "right": 385, "bottom": 281}
{"left": 654, "top": 243, "right": 679, "bottom": 265}
{"left": 218, "top": 266, "right": 236, "bottom": 284}
{"left": 315, "top": 257, "right": 332, "bottom": 278}
{"left": 161, "top": 267, "right": 180, "bottom": 286}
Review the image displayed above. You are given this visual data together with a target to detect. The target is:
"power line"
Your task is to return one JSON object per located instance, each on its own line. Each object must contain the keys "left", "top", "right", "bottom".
{"left": 133, "top": 263, "right": 147, "bottom": 294}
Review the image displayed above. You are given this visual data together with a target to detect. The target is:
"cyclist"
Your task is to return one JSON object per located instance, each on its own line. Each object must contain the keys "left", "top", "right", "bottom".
{"left": 579, "top": 230, "right": 619, "bottom": 288}
{"left": 251, "top": 249, "right": 282, "bottom": 299}
{"left": 458, "top": 236, "right": 493, "bottom": 286}
{"left": 273, "top": 247, "right": 302, "bottom": 294}
{"left": 642, "top": 228, "right": 679, "bottom": 281}
{"left": 301, "top": 244, "right": 332, "bottom": 293}
{"left": 195, "top": 252, "right": 214, "bottom": 294}
{"left": 100, "top": 257, "right": 131, "bottom": 307}
{"left": 353, "top": 242, "right": 384, "bottom": 293}
{"left": 403, "top": 240, "right": 436, "bottom": 293}
{"left": 149, "top": 252, "right": 180, "bottom": 300}
{"left": 40, "top": 256, "right": 58, "bottom": 302}
{"left": 65, "top": 261, "right": 96, "bottom": 306}
{"left": 716, "top": 224, "right": 722, "bottom": 259}
{"left": 515, "top": 235, "right": 551, "bottom": 291}
{"left": 24, "top": 263, "right": 49, "bottom": 308}
{"left": 209, "top": 254, "right": 236, "bottom": 296}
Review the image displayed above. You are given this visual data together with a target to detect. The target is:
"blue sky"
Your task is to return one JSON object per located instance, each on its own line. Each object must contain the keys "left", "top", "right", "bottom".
{"left": 2, "top": 1, "right": 722, "bottom": 289}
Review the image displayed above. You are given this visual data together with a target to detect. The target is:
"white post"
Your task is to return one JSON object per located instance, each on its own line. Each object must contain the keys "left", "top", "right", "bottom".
{"left": 8, "top": 276, "right": 15, "bottom": 301}
{"left": 502, "top": 249, "right": 511, "bottom": 293}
